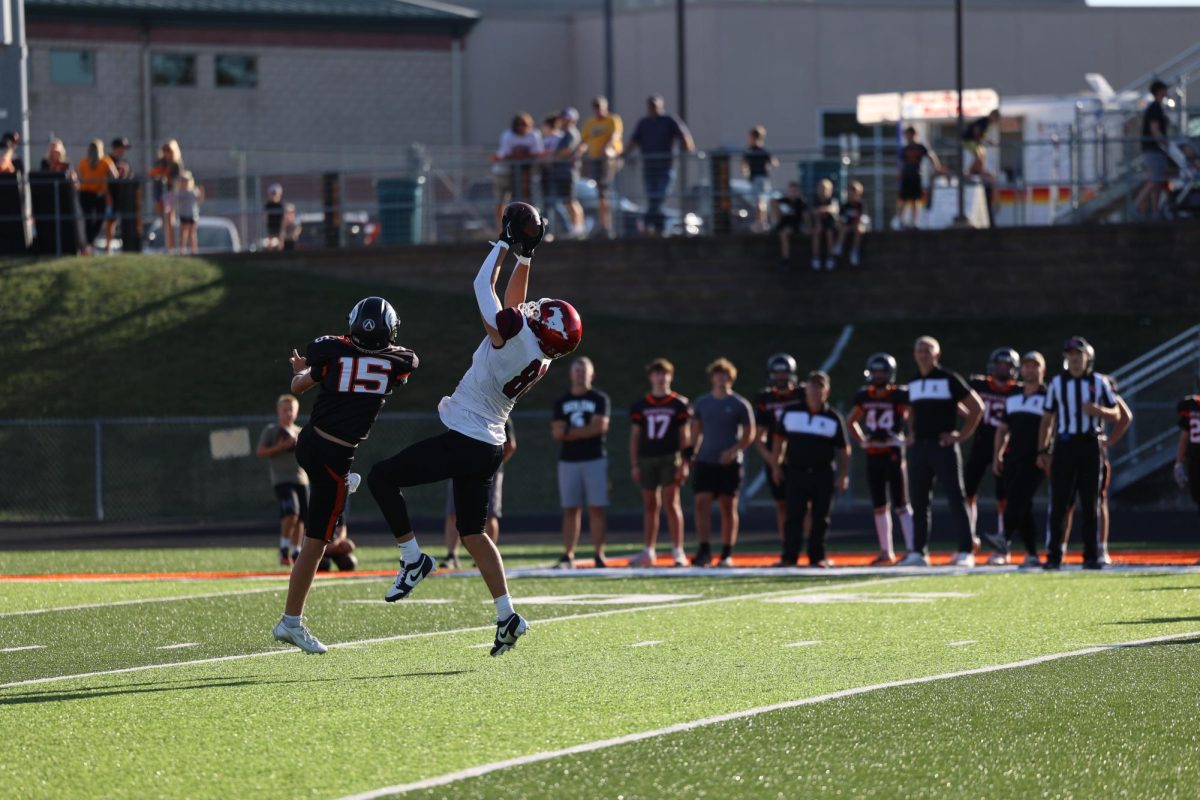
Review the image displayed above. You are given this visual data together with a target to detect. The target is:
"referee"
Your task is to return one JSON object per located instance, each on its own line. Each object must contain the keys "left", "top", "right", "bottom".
{"left": 1036, "top": 336, "right": 1120, "bottom": 570}
{"left": 898, "top": 336, "right": 984, "bottom": 567}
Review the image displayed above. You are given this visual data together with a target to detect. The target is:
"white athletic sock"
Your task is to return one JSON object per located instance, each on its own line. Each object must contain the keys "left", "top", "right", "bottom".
{"left": 494, "top": 594, "right": 514, "bottom": 621}
{"left": 966, "top": 502, "right": 978, "bottom": 535}
{"left": 279, "top": 537, "right": 290, "bottom": 549}
{"left": 996, "top": 512, "right": 1005, "bottom": 536}
{"left": 399, "top": 537, "right": 422, "bottom": 565}
{"left": 898, "top": 507, "right": 915, "bottom": 551}
{"left": 282, "top": 613, "right": 302, "bottom": 627}
{"left": 672, "top": 547, "right": 686, "bottom": 560}
{"left": 873, "top": 511, "right": 894, "bottom": 555}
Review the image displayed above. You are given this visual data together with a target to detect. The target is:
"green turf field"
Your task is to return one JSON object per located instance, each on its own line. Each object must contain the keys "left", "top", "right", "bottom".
{"left": 2, "top": 551, "right": 1199, "bottom": 799}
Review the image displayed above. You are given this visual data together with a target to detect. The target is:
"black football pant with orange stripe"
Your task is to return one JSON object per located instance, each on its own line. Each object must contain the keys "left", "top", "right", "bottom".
{"left": 295, "top": 426, "right": 354, "bottom": 542}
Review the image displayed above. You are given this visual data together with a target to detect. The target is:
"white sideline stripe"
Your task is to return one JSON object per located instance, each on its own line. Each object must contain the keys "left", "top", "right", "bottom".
{"left": 341, "top": 599, "right": 453, "bottom": 606}
{"left": 156, "top": 643, "right": 199, "bottom": 651}
{"left": 467, "top": 643, "right": 492, "bottom": 649}
{"left": 0, "top": 645, "right": 46, "bottom": 653}
{"left": 0, "top": 577, "right": 910, "bottom": 690}
{"left": 947, "top": 640, "right": 978, "bottom": 647}
{"left": 820, "top": 324, "right": 856, "bottom": 373}
{"left": 629, "top": 640, "right": 663, "bottom": 648}
{"left": 783, "top": 641, "right": 822, "bottom": 648}
{"left": 337, "top": 629, "right": 1200, "bottom": 800}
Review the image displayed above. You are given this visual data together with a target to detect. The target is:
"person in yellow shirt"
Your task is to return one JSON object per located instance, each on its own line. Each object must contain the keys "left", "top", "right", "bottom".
{"left": 576, "top": 96, "right": 623, "bottom": 238}
{"left": 76, "top": 139, "right": 117, "bottom": 254}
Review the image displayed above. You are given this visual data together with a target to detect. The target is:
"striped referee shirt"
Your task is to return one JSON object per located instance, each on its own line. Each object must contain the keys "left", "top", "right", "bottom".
{"left": 1044, "top": 371, "right": 1117, "bottom": 437}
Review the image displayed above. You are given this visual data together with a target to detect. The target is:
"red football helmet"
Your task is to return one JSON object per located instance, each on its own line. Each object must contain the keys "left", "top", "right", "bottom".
{"left": 524, "top": 298, "right": 582, "bottom": 359}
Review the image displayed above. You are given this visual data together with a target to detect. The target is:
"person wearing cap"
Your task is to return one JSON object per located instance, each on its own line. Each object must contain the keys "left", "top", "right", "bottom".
{"left": 1036, "top": 336, "right": 1121, "bottom": 570}
{"left": 898, "top": 336, "right": 984, "bottom": 567}
{"left": 576, "top": 96, "right": 623, "bottom": 238}
{"left": 992, "top": 352, "right": 1048, "bottom": 568}
{"left": 626, "top": 94, "right": 695, "bottom": 237}
{"left": 103, "top": 137, "right": 134, "bottom": 254}
{"left": 964, "top": 348, "right": 1022, "bottom": 559}
{"left": 553, "top": 107, "right": 584, "bottom": 238}
{"left": 771, "top": 371, "right": 850, "bottom": 568}
{"left": 1135, "top": 80, "right": 1171, "bottom": 217}
{"left": 753, "top": 354, "right": 804, "bottom": 549}
{"left": 264, "top": 183, "right": 284, "bottom": 251}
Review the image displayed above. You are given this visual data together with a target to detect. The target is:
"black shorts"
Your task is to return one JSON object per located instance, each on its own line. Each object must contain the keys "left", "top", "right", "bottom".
{"left": 295, "top": 427, "right": 355, "bottom": 542}
{"left": 866, "top": 450, "right": 908, "bottom": 509}
{"left": 899, "top": 174, "right": 923, "bottom": 201}
{"left": 817, "top": 211, "right": 838, "bottom": 233}
{"left": 693, "top": 462, "right": 743, "bottom": 497}
{"left": 963, "top": 435, "right": 1005, "bottom": 502}
{"left": 273, "top": 482, "right": 309, "bottom": 520}
{"left": 775, "top": 214, "right": 801, "bottom": 233}
{"left": 179, "top": 216, "right": 195, "bottom": 225}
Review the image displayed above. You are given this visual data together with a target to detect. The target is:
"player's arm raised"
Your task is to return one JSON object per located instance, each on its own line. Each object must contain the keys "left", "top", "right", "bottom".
{"left": 474, "top": 240, "right": 511, "bottom": 347}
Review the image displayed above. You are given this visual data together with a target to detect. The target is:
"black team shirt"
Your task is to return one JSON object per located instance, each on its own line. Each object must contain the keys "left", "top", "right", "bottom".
{"left": 554, "top": 389, "right": 610, "bottom": 462}
{"left": 851, "top": 384, "right": 909, "bottom": 453}
{"left": 908, "top": 366, "right": 972, "bottom": 440}
{"left": 629, "top": 392, "right": 691, "bottom": 457}
{"left": 305, "top": 335, "right": 418, "bottom": 443}
{"left": 753, "top": 385, "right": 801, "bottom": 433}
{"left": 1177, "top": 395, "right": 1200, "bottom": 456}
{"left": 969, "top": 376, "right": 1022, "bottom": 439}
{"left": 774, "top": 401, "right": 847, "bottom": 471}
{"left": 899, "top": 143, "right": 929, "bottom": 179}
{"left": 999, "top": 388, "right": 1047, "bottom": 460}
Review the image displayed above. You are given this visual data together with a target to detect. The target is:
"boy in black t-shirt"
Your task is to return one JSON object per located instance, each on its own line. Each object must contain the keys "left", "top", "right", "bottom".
{"left": 897, "top": 126, "right": 945, "bottom": 229}
{"left": 629, "top": 358, "right": 692, "bottom": 567}
{"left": 742, "top": 126, "right": 778, "bottom": 233}
{"left": 773, "top": 181, "right": 807, "bottom": 267}
{"left": 835, "top": 180, "right": 867, "bottom": 267}
{"left": 810, "top": 178, "right": 840, "bottom": 271}
{"left": 551, "top": 356, "right": 611, "bottom": 568}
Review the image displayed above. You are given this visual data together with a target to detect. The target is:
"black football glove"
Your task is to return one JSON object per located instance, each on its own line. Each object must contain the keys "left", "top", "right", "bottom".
{"left": 513, "top": 218, "right": 547, "bottom": 259}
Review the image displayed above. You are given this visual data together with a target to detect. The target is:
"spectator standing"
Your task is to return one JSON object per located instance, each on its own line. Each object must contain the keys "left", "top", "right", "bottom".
{"left": 149, "top": 139, "right": 183, "bottom": 252}
{"left": 626, "top": 94, "right": 695, "bottom": 237}
{"left": 742, "top": 126, "right": 777, "bottom": 232}
{"left": 773, "top": 181, "right": 806, "bottom": 267}
{"left": 962, "top": 109, "right": 1000, "bottom": 224}
{"left": 1135, "top": 80, "right": 1171, "bottom": 217}
{"left": 1036, "top": 337, "right": 1120, "bottom": 570}
{"left": 256, "top": 394, "right": 308, "bottom": 565}
{"left": 76, "top": 139, "right": 117, "bottom": 253}
{"left": 835, "top": 180, "right": 867, "bottom": 267}
{"left": 103, "top": 137, "right": 133, "bottom": 254}
{"left": 553, "top": 107, "right": 584, "bottom": 239}
{"left": 992, "top": 352, "right": 1048, "bottom": 569}
{"left": 442, "top": 418, "right": 515, "bottom": 569}
{"left": 1, "top": 131, "right": 24, "bottom": 176}
{"left": 552, "top": 357, "right": 611, "bottom": 569}
{"left": 264, "top": 183, "right": 284, "bottom": 251}
{"left": 577, "top": 96, "right": 623, "bottom": 239}
{"left": 282, "top": 203, "right": 301, "bottom": 251}
{"left": 174, "top": 171, "right": 202, "bottom": 255}
{"left": 539, "top": 115, "right": 562, "bottom": 216}
{"left": 491, "top": 113, "right": 543, "bottom": 227}
{"left": 771, "top": 371, "right": 850, "bottom": 568}
{"left": 689, "top": 358, "right": 756, "bottom": 567}
{"left": 810, "top": 178, "right": 839, "bottom": 271}
{"left": 629, "top": 358, "right": 692, "bottom": 568}
{"left": 897, "top": 126, "right": 945, "bottom": 229}
{"left": 0, "top": 138, "right": 15, "bottom": 174}
{"left": 40, "top": 138, "right": 76, "bottom": 181}
{"left": 897, "top": 336, "right": 984, "bottom": 567}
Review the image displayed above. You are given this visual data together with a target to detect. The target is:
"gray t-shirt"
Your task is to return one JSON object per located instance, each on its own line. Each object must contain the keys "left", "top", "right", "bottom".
{"left": 258, "top": 423, "right": 307, "bottom": 487}
{"left": 692, "top": 392, "right": 754, "bottom": 464}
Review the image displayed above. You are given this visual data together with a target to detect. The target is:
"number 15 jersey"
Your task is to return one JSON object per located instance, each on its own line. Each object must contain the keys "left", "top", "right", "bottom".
{"left": 439, "top": 308, "right": 549, "bottom": 446}
{"left": 305, "top": 335, "right": 419, "bottom": 444}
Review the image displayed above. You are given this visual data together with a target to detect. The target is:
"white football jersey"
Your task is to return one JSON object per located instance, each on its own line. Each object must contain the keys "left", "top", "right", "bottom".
{"left": 439, "top": 311, "right": 550, "bottom": 445}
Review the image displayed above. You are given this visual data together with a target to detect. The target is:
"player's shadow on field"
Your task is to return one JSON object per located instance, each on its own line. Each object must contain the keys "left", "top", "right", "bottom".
{"left": 0, "top": 671, "right": 469, "bottom": 706}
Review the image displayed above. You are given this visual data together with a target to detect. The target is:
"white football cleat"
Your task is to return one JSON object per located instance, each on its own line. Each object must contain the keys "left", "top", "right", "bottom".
{"left": 986, "top": 552, "right": 1010, "bottom": 566}
{"left": 346, "top": 473, "right": 361, "bottom": 494}
{"left": 717, "top": 556, "right": 734, "bottom": 567}
{"left": 273, "top": 617, "right": 327, "bottom": 654}
{"left": 385, "top": 553, "right": 435, "bottom": 602}
{"left": 490, "top": 613, "right": 529, "bottom": 657}
{"left": 949, "top": 551, "right": 976, "bottom": 568}
{"left": 897, "top": 552, "right": 931, "bottom": 567}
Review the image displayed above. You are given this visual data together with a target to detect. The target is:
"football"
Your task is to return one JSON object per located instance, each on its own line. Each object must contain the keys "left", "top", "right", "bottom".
{"left": 504, "top": 201, "right": 542, "bottom": 239}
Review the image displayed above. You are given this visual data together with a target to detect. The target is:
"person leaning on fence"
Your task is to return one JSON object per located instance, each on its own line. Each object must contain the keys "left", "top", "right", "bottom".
{"left": 174, "top": 172, "right": 203, "bottom": 255}
{"left": 577, "top": 96, "right": 623, "bottom": 239}
{"left": 150, "top": 139, "right": 183, "bottom": 252}
{"left": 0, "top": 138, "right": 15, "bottom": 175}
{"left": 1, "top": 131, "right": 24, "bottom": 177}
{"left": 626, "top": 94, "right": 695, "bottom": 237}
{"left": 257, "top": 393, "right": 309, "bottom": 566}
{"left": 539, "top": 114, "right": 562, "bottom": 218}
{"left": 264, "top": 183, "right": 284, "bottom": 251}
{"left": 40, "top": 138, "right": 76, "bottom": 182}
{"left": 1135, "top": 80, "right": 1172, "bottom": 218}
{"left": 102, "top": 137, "right": 133, "bottom": 254}
{"left": 76, "top": 139, "right": 118, "bottom": 255}
{"left": 491, "top": 112, "right": 543, "bottom": 227}
{"left": 554, "top": 107, "right": 585, "bottom": 239}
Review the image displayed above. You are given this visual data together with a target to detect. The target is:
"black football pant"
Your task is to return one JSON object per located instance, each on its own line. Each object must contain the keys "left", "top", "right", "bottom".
{"left": 1001, "top": 455, "right": 1043, "bottom": 557}
{"left": 963, "top": 432, "right": 1006, "bottom": 503}
{"left": 1047, "top": 436, "right": 1102, "bottom": 563}
{"left": 781, "top": 467, "right": 835, "bottom": 564}
{"left": 294, "top": 426, "right": 354, "bottom": 542}
{"left": 866, "top": 450, "right": 908, "bottom": 509}
{"left": 908, "top": 440, "right": 974, "bottom": 555}
{"left": 369, "top": 429, "right": 503, "bottom": 538}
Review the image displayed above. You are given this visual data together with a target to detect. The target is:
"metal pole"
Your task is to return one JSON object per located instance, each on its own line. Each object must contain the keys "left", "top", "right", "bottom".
{"left": 873, "top": 126, "right": 884, "bottom": 227}
{"left": 93, "top": 419, "right": 104, "bottom": 521}
{"left": 954, "top": 0, "right": 965, "bottom": 225}
{"left": 676, "top": 0, "right": 686, "bottom": 123}
{"left": 603, "top": 0, "right": 614, "bottom": 107}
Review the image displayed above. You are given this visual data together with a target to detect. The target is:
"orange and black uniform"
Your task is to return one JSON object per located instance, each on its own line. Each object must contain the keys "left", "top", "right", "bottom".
{"left": 753, "top": 386, "right": 801, "bottom": 501}
{"left": 297, "top": 335, "right": 417, "bottom": 541}
{"left": 1178, "top": 396, "right": 1200, "bottom": 510}
{"left": 963, "top": 376, "right": 1021, "bottom": 501}
{"left": 852, "top": 384, "right": 910, "bottom": 509}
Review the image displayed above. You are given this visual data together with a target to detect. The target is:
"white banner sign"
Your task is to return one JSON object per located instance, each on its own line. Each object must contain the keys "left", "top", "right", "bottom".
{"left": 901, "top": 88, "right": 1000, "bottom": 121}
{"left": 856, "top": 92, "right": 902, "bottom": 125}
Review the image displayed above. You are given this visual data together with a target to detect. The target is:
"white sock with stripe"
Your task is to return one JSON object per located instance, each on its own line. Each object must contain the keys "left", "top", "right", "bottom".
{"left": 873, "top": 511, "right": 893, "bottom": 555}
{"left": 898, "top": 507, "right": 915, "bottom": 551}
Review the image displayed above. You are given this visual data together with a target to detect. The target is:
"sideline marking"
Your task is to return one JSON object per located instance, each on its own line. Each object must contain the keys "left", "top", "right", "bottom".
{"left": 783, "top": 641, "right": 822, "bottom": 648}
{"left": 763, "top": 591, "right": 972, "bottom": 605}
{"left": 156, "top": 643, "right": 199, "bottom": 651}
{"left": 0, "top": 645, "right": 45, "bottom": 653}
{"left": 629, "top": 640, "right": 663, "bottom": 648}
{"left": 0, "top": 577, "right": 911, "bottom": 690}
{"left": 947, "top": 640, "right": 978, "bottom": 647}
{"left": 499, "top": 594, "right": 700, "bottom": 606}
{"left": 337, "top": 629, "right": 1200, "bottom": 800}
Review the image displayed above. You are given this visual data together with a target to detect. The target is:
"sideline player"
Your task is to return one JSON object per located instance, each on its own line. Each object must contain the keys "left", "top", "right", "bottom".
{"left": 629, "top": 358, "right": 692, "bottom": 567}
{"left": 964, "top": 348, "right": 1021, "bottom": 552}
{"left": 991, "top": 352, "right": 1047, "bottom": 568}
{"left": 272, "top": 297, "right": 418, "bottom": 654}
{"left": 441, "top": 418, "right": 515, "bottom": 569}
{"left": 847, "top": 353, "right": 913, "bottom": 564}
{"left": 367, "top": 203, "right": 581, "bottom": 656}
{"left": 256, "top": 393, "right": 307, "bottom": 565}
{"left": 753, "top": 353, "right": 802, "bottom": 549}
{"left": 1175, "top": 381, "right": 1200, "bottom": 556}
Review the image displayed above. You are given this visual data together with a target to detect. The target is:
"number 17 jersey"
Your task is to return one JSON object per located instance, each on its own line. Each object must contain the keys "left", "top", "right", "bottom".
{"left": 439, "top": 308, "right": 549, "bottom": 446}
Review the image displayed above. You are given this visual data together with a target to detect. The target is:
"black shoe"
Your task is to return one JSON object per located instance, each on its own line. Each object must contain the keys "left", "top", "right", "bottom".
{"left": 331, "top": 552, "right": 358, "bottom": 571}
{"left": 384, "top": 553, "right": 436, "bottom": 602}
{"left": 691, "top": 544, "right": 712, "bottom": 567}
{"left": 592, "top": 553, "right": 608, "bottom": 569}
{"left": 1042, "top": 557, "right": 1063, "bottom": 571}
{"left": 1082, "top": 559, "right": 1104, "bottom": 570}
{"left": 317, "top": 557, "right": 332, "bottom": 572}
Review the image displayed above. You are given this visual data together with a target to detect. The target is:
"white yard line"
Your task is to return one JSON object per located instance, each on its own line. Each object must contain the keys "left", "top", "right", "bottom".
{"left": 0, "top": 645, "right": 46, "bottom": 653}
{"left": 783, "top": 641, "right": 822, "bottom": 648}
{"left": 629, "top": 640, "right": 663, "bottom": 648}
{"left": 155, "top": 643, "right": 200, "bottom": 651}
{"left": 0, "top": 577, "right": 911, "bottom": 690}
{"left": 337, "top": 629, "right": 1200, "bottom": 800}
{"left": 947, "top": 640, "right": 978, "bottom": 647}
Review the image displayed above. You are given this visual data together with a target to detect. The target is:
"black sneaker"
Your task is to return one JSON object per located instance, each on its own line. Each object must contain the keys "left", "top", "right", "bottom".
{"left": 1082, "top": 559, "right": 1104, "bottom": 571}
{"left": 317, "top": 557, "right": 332, "bottom": 572}
{"left": 691, "top": 544, "right": 713, "bottom": 567}
{"left": 385, "top": 553, "right": 436, "bottom": 602}
{"left": 490, "top": 613, "right": 529, "bottom": 657}
{"left": 1042, "top": 557, "right": 1063, "bottom": 571}
{"left": 592, "top": 553, "right": 608, "bottom": 569}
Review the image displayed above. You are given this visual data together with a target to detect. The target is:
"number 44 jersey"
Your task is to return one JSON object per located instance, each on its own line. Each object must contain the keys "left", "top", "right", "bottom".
{"left": 439, "top": 308, "right": 550, "bottom": 446}
{"left": 305, "top": 335, "right": 419, "bottom": 443}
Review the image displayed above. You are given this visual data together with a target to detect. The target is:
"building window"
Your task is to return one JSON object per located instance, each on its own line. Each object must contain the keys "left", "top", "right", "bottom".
{"left": 49, "top": 50, "right": 95, "bottom": 86}
{"left": 152, "top": 53, "right": 196, "bottom": 86}
{"left": 215, "top": 55, "right": 257, "bottom": 88}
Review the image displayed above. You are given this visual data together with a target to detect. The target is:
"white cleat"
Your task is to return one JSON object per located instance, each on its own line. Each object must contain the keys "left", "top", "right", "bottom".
{"left": 897, "top": 552, "right": 931, "bottom": 567}
{"left": 385, "top": 553, "right": 435, "bottom": 602}
{"left": 346, "top": 473, "right": 361, "bottom": 494}
{"left": 986, "top": 552, "right": 1010, "bottom": 566}
{"left": 273, "top": 617, "right": 328, "bottom": 654}
{"left": 490, "top": 613, "right": 529, "bottom": 657}
{"left": 717, "top": 556, "right": 734, "bottom": 568}
{"left": 1098, "top": 550, "right": 1113, "bottom": 566}
{"left": 949, "top": 552, "right": 976, "bottom": 568}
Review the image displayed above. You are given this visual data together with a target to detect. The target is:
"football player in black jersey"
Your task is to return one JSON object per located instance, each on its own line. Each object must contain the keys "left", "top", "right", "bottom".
{"left": 991, "top": 352, "right": 1048, "bottom": 568}
{"left": 964, "top": 348, "right": 1022, "bottom": 556}
{"left": 753, "top": 353, "right": 803, "bottom": 548}
{"left": 629, "top": 358, "right": 692, "bottom": 567}
{"left": 272, "top": 296, "right": 418, "bottom": 654}
{"left": 1175, "top": 377, "right": 1200, "bottom": 555}
{"left": 847, "top": 353, "right": 913, "bottom": 565}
